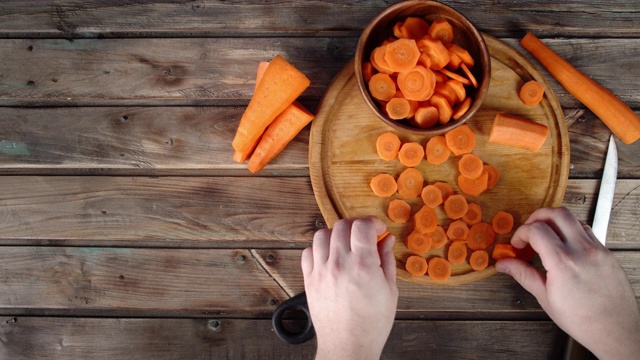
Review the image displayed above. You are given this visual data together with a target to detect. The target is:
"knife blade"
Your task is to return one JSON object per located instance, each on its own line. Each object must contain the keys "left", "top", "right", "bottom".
{"left": 591, "top": 135, "right": 618, "bottom": 244}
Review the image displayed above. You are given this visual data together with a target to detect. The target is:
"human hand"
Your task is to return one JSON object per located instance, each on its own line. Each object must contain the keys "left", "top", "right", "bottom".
{"left": 495, "top": 207, "right": 640, "bottom": 360}
{"left": 301, "top": 217, "right": 398, "bottom": 360}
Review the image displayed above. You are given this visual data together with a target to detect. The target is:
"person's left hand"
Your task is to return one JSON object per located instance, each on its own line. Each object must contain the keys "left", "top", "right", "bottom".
{"left": 301, "top": 216, "right": 398, "bottom": 360}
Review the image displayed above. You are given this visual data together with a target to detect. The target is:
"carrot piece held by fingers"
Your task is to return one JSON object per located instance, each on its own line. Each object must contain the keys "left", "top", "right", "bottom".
{"left": 492, "top": 243, "right": 518, "bottom": 260}
{"left": 520, "top": 32, "right": 640, "bottom": 144}
{"left": 489, "top": 113, "right": 549, "bottom": 151}
{"left": 232, "top": 55, "right": 310, "bottom": 154}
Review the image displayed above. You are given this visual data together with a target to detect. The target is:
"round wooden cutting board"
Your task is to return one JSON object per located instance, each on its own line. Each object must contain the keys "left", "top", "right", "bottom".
{"left": 309, "top": 35, "right": 570, "bottom": 285}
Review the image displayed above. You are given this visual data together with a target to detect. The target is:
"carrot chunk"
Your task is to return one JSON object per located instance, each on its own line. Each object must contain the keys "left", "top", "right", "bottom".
{"left": 446, "top": 220, "right": 469, "bottom": 241}
{"left": 488, "top": 113, "right": 549, "bottom": 152}
{"left": 492, "top": 243, "right": 518, "bottom": 260}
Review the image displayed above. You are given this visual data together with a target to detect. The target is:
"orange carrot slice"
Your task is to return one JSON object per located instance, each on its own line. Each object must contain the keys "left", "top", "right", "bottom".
{"left": 386, "top": 97, "right": 412, "bottom": 119}
{"left": 467, "top": 222, "right": 496, "bottom": 251}
{"left": 484, "top": 164, "right": 500, "bottom": 190}
{"left": 385, "top": 38, "right": 421, "bottom": 73}
{"left": 445, "top": 124, "right": 476, "bottom": 156}
{"left": 397, "top": 167, "right": 424, "bottom": 199}
{"left": 425, "top": 135, "right": 451, "bottom": 165}
{"left": 376, "top": 132, "right": 401, "bottom": 161}
{"left": 388, "top": 198, "right": 412, "bottom": 224}
{"left": 518, "top": 80, "right": 545, "bottom": 106}
{"left": 417, "top": 37, "right": 450, "bottom": 70}
{"left": 421, "top": 184, "right": 443, "bottom": 208}
{"left": 458, "top": 153, "right": 484, "bottom": 180}
{"left": 406, "top": 255, "right": 428, "bottom": 276}
{"left": 447, "top": 242, "right": 468, "bottom": 264}
{"left": 414, "top": 206, "right": 439, "bottom": 234}
{"left": 458, "top": 171, "right": 489, "bottom": 197}
{"left": 398, "top": 142, "right": 425, "bottom": 167}
{"left": 429, "top": 226, "right": 448, "bottom": 249}
{"left": 452, "top": 97, "right": 472, "bottom": 120}
{"left": 370, "top": 173, "right": 397, "bottom": 197}
{"left": 413, "top": 106, "right": 439, "bottom": 128}
{"left": 462, "top": 202, "right": 482, "bottom": 225}
{"left": 492, "top": 243, "right": 517, "bottom": 260}
{"left": 434, "top": 181, "right": 454, "bottom": 202}
{"left": 428, "top": 19, "right": 454, "bottom": 45}
{"left": 368, "top": 73, "right": 397, "bottom": 101}
{"left": 469, "top": 250, "right": 489, "bottom": 271}
{"left": 405, "top": 230, "right": 432, "bottom": 254}
{"left": 397, "top": 65, "right": 436, "bottom": 101}
{"left": 446, "top": 220, "right": 469, "bottom": 242}
{"left": 444, "top": 194, "right": 468, "bottom": 220}
{"left": 427, "top": 257, "right": 452, "bottom": 281}
{"left": 492, "top": 211, "right": 515, "bottom": 234}
{"left": 460, "top": 63, "right": 478, "bottom": 88}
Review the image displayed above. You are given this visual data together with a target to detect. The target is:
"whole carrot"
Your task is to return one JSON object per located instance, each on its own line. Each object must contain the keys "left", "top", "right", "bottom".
{"left": 520, "top": 32, "right": 640, "bottom": 144}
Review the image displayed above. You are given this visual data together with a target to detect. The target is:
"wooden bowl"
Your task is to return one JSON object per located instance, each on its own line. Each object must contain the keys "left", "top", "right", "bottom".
{"left": 355, "top": 0, "right": 490, "bottom": 137}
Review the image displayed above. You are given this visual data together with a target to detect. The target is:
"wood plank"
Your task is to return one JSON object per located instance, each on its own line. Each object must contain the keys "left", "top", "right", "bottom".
{"left": 0, "top": 247, "right": 286, "bottom": 317}
{"left": 0, "top": 38, "right": 638, "bottom": 107}
{"left": 0, "top": 0, "right": 637, "bottom": 38}
{"left": 0, "top": 317, "right": 564, "bottom": 360}
{"left": 254, "top": 249, "right": 640, "bottom": 318}
{"left": 0, "top": 176, "right": 322, "bottom": 246}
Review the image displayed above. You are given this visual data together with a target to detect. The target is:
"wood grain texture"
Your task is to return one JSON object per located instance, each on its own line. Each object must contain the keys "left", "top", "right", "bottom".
{"left": 0, "top": 247, "right": 286, "bottom": 316}
{"left": 0, "top": 0, "right": 637, "bottom": 38}
{"left": 0, "top": 317, "right": 564, "bottom": 360}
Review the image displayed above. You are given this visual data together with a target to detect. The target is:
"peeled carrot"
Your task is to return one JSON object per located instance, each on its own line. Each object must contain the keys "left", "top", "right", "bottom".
{"left": 385, "top": 38, "right": 421, "bottom": 73}
{"left": 428, "top": 19, "right": 454, "bottom": 45}
{"left": 368, "top": 73, "right": 397, "bottom": 101}
{"left": 397, "top": 167, "right": 424, "bottom": 198}
{"left": 417, "top": 37, "right": 450, "bottom": 70}
{"left": 401, "top": 17, "right": 431, "bottom": 39}
{"left": 406, "top": 255, "right": 428, "bottom": 276}
{"left": 429, "top": 226, "right": 448, "bottom": 248}
{"left": 397, "top": 65, "right": 436, "bottom": 101}
{"left": 458, "top": 171, "right": 489, "bottom": 197}
{"left": 446, "top": 220, "right": 469, "bottom": 242}
{"left": 469, "top": 250, "right": 489, "bottom": 271}
{"left": 433, "top": 181, "right": 454, "bottom": 202}
{"left": 447, "top": 43, "right": 474, "bottom": 67}
{"left": 452, "top": 97, "right": 472, "bottom": 120}
{"left": 370, "top": 45, "right": 395, "bottom": 74}
{"left": 388, "top": 198, "right": 412, "bottom": 224}
{"left": 489, "top": 113, "right": 549, "bottom": 152}
{"left": 233, "top": 136, "right": 260, "bottom": 164}
{"left": 466, "top": 222, "right": 496, "bottom": 251}
{"left": 520, "top": 32, "right": 640, "bottom": 145}
{"left": 398, "top": 142, "right": 425, "bottom": 167}
{"left": 492, "top": 211, "right": 515, "bottom": 234}
{"left": 458, "top": 153, "right": 484, "bottom": 179}
{"left": 460, "top": 63, "right": 478, "bottom": 88}
{"left": 484, "top": 164, "right": 499, "bottom": 190}
{"left": 376, "top": 132, "right": 401, "bottom": 161}
{"left": 414, "top": 205, "right": 439, "bottom": 234}
{"left": 405, "top": 230, "right": 432, "bottom": 254}
{"left": 413, "top": 106, "right": 439, "bottom": 128}
{"left": 427, "top": 257, "right": 452, "bottom": 281}
{"left": 429, "top": 93, "right": 453, "bottom": 124}
{"left": 254, "top": 61, "right": 270, "bottom": 91}
{"left": 420, "top": 184, "right": 443, "bottom": 208}
{"left": 518, "top": 80, "right": 545, "bottom": 106}
{"left": 492, "top": 243, "right": 517, "bottom": 260}
{"left": 362, "top": 61, "right": 376, "bottom": 83}
{"left": 232, "top": 55, "right": 310, "bottom": 154}
{"left": 462, "top": 202, "right": 482, "bottom": 225}
{"left": 370, "top": 173, "right": 397, "bottom": 197}
{"left": 247, "top": 101, "right": 315, "bottom": 173}
{"left": 447, "top": 241, "right": 468, "bottom": 264}
{"left": 425, "top": 135, "right": 451, "bottom": 165}
{"left": 444, "top": 194, "right": 468, "bottom": 220}
{"left": 445, "top": 124, "right": 476, "bottom": 156}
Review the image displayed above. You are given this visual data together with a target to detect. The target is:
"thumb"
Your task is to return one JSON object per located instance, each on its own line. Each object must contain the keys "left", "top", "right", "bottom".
{"left": 496, "top": 258, "right": 548, "bottom": 307}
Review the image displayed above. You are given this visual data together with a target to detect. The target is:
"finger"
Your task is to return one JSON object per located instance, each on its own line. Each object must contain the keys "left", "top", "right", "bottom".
{"left": 350, "top": 216, "right": 386, "bottom": 260}
{"left": 312, "top": 228, "right": 331, "bottom": 264}
{"left": 524, "top": 207, "right": 588, "bottom": 246}
{"left": 511, "top": 221, "right": 566, "bottom": 271}
{"left": 301, "top": 247, "right": 313, "bottom": 277}
{"left": 378, "top": 234, "right": 397, "bottom": 286}
{"left": 495, "top": 258, "right": 548, "bottom": 308}
{"left": 329, "top": 219, "right": 353, "bottom": 256}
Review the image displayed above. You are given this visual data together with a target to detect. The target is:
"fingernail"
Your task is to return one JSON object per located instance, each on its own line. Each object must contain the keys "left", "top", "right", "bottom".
{"left": 494, "top": 261, "right": 507, "bottom": 274}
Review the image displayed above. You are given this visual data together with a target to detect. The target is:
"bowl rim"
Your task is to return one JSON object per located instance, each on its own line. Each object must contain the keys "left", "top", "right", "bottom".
{"left": 354, "top": 0, "right": 491, "bottom": 137}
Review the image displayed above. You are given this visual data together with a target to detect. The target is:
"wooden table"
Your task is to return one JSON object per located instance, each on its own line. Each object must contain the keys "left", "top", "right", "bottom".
{"left": 0, "top": 1, "right": 638, "bottom": 358}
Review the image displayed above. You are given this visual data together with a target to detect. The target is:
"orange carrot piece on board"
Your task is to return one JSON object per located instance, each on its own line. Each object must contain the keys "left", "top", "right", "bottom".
{"left": 434, "top": 181, "right": 454, "bottom": 202}
{"left": 447, "top": 220, "right": 469, "bottom": 242}
{"left": 429, "top": 226, "right": 448, "bottom": 248}
{"left": 458, "top": 171, "right": 489, "bottom": 197}
{"left": 492, "top": 243, "right": 517, "bottom": 260}
{"left": 421, "top": 184, "right": 443, "bottom": 208}
{"left": 385, "top": 38, "right": 421, "bottom": 73}
{"left": 492, "top": 211, "right": 515, "bottom": 234}
{"left": 377, "top": 229, "right": 391, "bottom": 242}
{"left": 402, "top": 17, "right": 431, "bottom": 39}
{"left": 413, "top": 106, "right": 439, "bottom": 128}
{"left": 469, "top": 250, "right": 489, "bottom": 271}
{"left": 425, "top": 135, "right": 451, "bottom": 165}
{"left": 429, "top": 93, "right": 453, "bottom": 124}
{"left": 362, "top": 61, "right": 376, "bottom": 83}
{"left": 386, "top": 97, "right": 412, "bottom": 119}
{"left": 446, "top": 80, "right": 466, "bottom": 103}
{"left": 444, "top": 194, "right": 468, "bottom": 220}
{"left": 406, "top": 255, "right": 428, "bottom": 276}
{"left": 489, "top": 113, "right": 549, "bottom": 151}
{"left": 232, "top": 55, "right": 310, "bottom": 154}
{"left": 462, "top": 202, "right": 482, "bottom": 225}
{"left": 458, "top": 153, "right": 484, "bottom": 180}
{"left": 398, "top": 142, "right": 425, "bottom": 167}
{"left": 397, "top": 65, "right": 436, "bottom": 101}
{"left": 518, "top": 80, "right": 545, "bottom": 106}
{"left": 368, "top": 73, "right": 397, "bottom": 101}
{"left": 520, "top": 32, "right": 640, "bottom": 145}
{"left": 428, "top": 19, "right": 454, "bottom": 45}
{"left": 247, "top": 101, "right": 315, "bottom": 173}
{"left": 439, "top": 68, "right": 472, "bottom": 86}
{"left": 467, "top": 222, "right": 496, "bottom": 251}
{"left": 370, "top": 45, "right": 395, "bottom": 74}
{"left": 388, "top": 198, "right": 412, "bottom": 224}
{"left": 447, "top": 241, "right": 468, "bottom": 264}
{"left": 254, "top": 61, "right": 270, "bottom": 91}
{"left": 370, "top": 173, "right": 397, "bottom": 197}
{"left": 484, "top": 164, "right": 499, "bottom": 190}
{"left": 405, "top": 230, "right": 432, "bottom": 254}
{"left": 445, "top": 124, "right": 476, "bottom": 156}
{"left": 397, "top": 167, "right": 424, "bottom": 198}
{"left": 427, "top": 257, "right": 452, "bottom": 281}
{"left": 460, "top": 63, "right": 478, "bottom": 88}
{"left": 452, "top": 97, "right": 472, "bottom": 120}
{"left": 376, "top": 132, "right": 401, "bottom": 161}
{"left": 417, "top": 37, "right": 450, "bottom": 70}
{"left": 414, "top": 206, "right": 439, "bottom": 234}
{"left": 447, "top": 43, "right": 474, "bottom": 67}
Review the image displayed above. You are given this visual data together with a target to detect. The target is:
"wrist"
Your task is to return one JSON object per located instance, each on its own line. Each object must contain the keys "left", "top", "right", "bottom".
{"left": 315, "top": 339, "right": 384, "bottom": 360}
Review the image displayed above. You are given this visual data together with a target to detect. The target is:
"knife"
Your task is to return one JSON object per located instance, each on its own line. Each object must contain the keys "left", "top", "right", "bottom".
{"left": 563, "top": 135, "right": 618, "bottom": 359}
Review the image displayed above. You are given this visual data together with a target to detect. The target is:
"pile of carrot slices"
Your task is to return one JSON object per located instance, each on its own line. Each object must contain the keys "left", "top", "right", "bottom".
{"left": 363, "top": 17, "right": 479, "bottom": 128}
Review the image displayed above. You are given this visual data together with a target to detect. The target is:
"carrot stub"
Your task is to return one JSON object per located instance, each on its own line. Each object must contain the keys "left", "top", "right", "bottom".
{"left": 444, "top": 194, "right": 468, "bottom": 220}
{"left": 469, "top": 250, "right": 489, "bottom": 271}
{"left": 518, "top": 80, "right": 545, "bottom": 106}
{"left": 467, "top": 222, "right": 496, "bottom": 251}
{"left": 427, "top": 257, "right": 452, "bottom": 281}
{"left": 388, "top": 199, "right": 412, "bottom": 224}
{"left": 447, "top": 242, "right": 468, "bottom": 264}
{"left": 398, "top": 142, "right": 425, "bottom": 167}
{"left": 397, "top": 65, "right": 436, "bottom": 101}
{"left": 433, "top": 181, "right": 454, "bottom": 202}
{"left": 492, "top": 211, "right": 515, "bottom": 234}
{"left": 414, "top": 206, "right": 439, "bottom": 234}
{"left": 445, "top": 124, "right": 476, "bottom": 156}
{"left": 376, "top": 132, "right": 401, "bottom": 161}
{"left": 368, "top": 73, "right": 397, "bottom": 101}
{"left": 421, "top": 184, "right": 443, "bottom": 208}
{"left": 489, "top": 113, "right": 549, "bottom": 152}
{"left": 429, "top": 226, "right": 448, "bottom": 249}
{"left": 458, "top": 170, "right": 489, "bottom": 197}
{"left": 458, "top": 153, "right": 484, "bottom": 179}
{"left": 406, "top": 255, "right": 428, "bottom": 276}
{"left": 492, "top": 243, "right": 518, "bottom": 261}
{"left": 397, "top": 167, "right": 424, "bottom": 198}
{"left": 447, "top": 220, "right": 469, "bottom": 242}
{"left": 370, "top": 173, "right": 397, "bottom": 197}
{"left": 405, "top": 230, "right": 432, "bottom": 254}
{"left": 425, "top": 135, "right": 451, "bottom": 165}
{"left": 462, "top": 202, "right": 482, "bottom": 225}
{"left": 385, "top": 38, "right": 421, "bottom": 73}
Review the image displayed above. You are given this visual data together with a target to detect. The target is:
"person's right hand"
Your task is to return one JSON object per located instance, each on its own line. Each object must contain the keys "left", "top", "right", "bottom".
{"left": 495, "top": 207, "right": 640, "bottom": 360}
